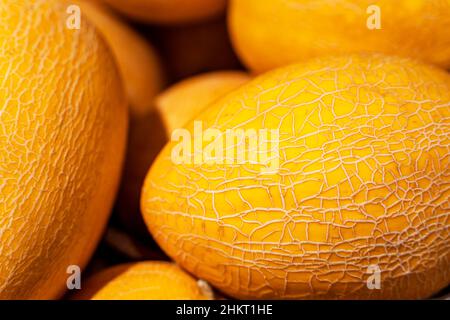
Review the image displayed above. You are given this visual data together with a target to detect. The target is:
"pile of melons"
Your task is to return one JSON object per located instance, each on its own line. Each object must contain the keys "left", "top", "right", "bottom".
{"left": 0, "top": 0, "right": 448, "bottom": 300}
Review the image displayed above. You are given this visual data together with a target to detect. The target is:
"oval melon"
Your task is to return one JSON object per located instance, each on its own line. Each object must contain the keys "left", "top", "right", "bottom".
{"left": 141, "top": 54, "right": 450, "bottom": 299}
{"left": 101, "top": 0, "right": 227, "bottom": 24}
{"left": 229, "top": 0, "right": 450, "bottom": 73}
{"left": 73, "top": 262, "right": 212, "bottom": 300}
{"left": 0, "top": 0, "right": 127, "bottom": 299}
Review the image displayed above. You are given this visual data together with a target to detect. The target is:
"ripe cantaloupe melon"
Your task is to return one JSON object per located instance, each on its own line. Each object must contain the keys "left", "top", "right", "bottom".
{"left": 229, "top": 0, "right": 450, "bottom": 73}
{"left": 141, "top": 54, "right": 450, "bottom": 299}
{"left": 101, "top": 0, "right": 227, "bottom": 24}
{"left": 73, "top": 262, "right": 212, "bottom": 300}
{"left": 78, "top": 0, "right": 165, "bottom": 117}
{"left": 0, "top": 0, "right": 127, "bottom": 299}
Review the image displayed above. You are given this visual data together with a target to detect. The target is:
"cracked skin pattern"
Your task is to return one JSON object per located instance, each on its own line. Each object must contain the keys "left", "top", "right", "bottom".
{"left": 0, "top": 0, "right": 128, "bottom": 299}
{"left": 229, "top": 0, "right": 450, "bottom": 73}
{"left": 73, "top": 262, "right": 211, "bottom": 300}
{"left": 141, "top": 54, "right": 450, "bottom": 299}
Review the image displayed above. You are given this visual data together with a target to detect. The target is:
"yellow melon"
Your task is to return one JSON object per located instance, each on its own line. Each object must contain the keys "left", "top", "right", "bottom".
{"left": 73, "top": 262, "right": 213, "bottom": 300}
{"left": 229, "top": 0, "right": 450, "bottom": 73}
{"left": 0, "top": 0, "right": 127, "bottom": 299}
{"left": 141, "top": 54, "right": 450, "bottom": 299}
{"left": 101, "top": 0, "right": 227, "bottom": 24}
{"left": 77, "top": 0, "right": 165, "bottom": 117}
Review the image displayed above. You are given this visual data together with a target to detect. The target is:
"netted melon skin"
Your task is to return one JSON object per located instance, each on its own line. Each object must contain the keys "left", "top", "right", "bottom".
{"left": 0, "top": 0, "right": 127, "bottom": 299}
{"left": 142, "top": 54, "right": 450, "bottom": 299}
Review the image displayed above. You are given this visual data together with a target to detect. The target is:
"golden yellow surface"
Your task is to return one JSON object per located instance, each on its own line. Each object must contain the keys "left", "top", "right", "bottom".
{"left": 229, "top": 0, "right": 450, "bottom": 73}
{"left": 74, "top": 262, "right": 212, "bottom": 300}
{"left": 0, "top": 0, "right": 128, "bottom": 299}
{"left": 142, "top": 54, "right": 450, "bottom": 299}
{"left": 101, "top": 0, "right": 227, "bottom": 24}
